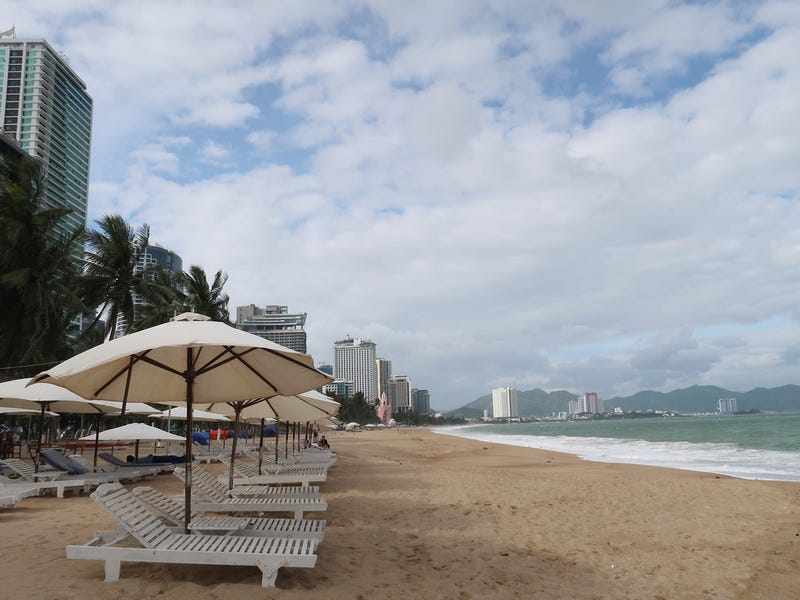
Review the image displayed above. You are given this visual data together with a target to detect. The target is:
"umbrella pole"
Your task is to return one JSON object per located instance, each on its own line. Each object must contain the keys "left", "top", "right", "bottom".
{"left": 228, "top": 405, "right": 241, "bottom": 490}
{"left": 135, "top": 439, "right": 140, "bottom": 460}
{"left": 93, "top": 414, "right": 101, "bottom": 467}
{"left": 258, "top": 417, "right": 265, "bottom": 475}
{"left": 284, "top": 420, "right": 289, "bottom": 460}
{"left": 275, "top": 420, "right": 279, "bottom": 464}
{"left": 183, "top": 348, "right": 195, "bottom": 534}
{"left": 34, "top": 403, "right": 46, "bottom": 474}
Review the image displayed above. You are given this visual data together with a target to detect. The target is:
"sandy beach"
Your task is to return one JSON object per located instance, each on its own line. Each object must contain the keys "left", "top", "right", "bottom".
{"left": 2, "top": 428, "right": 799, "bottom": 599}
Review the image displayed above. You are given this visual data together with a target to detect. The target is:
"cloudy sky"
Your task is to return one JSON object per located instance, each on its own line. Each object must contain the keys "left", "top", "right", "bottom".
{"left": 7, "top": 1, "right": 799, "bottom": 409}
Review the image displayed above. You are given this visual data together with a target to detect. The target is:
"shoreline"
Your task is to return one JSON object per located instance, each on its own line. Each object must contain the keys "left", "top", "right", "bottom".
{"left": 3, "top": 428, "right": 799, "bottom": 598}
{"left": 432, "top": 418, "right": 800, "bottom": 483}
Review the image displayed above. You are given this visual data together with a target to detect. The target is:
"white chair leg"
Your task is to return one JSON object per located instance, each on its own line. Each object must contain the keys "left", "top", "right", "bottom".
{"left": 104, "top": 559, "right": 121, "bottom": 582}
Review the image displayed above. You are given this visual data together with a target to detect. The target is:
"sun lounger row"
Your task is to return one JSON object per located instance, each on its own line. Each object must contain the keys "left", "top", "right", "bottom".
{"left": 66, "top": 483, "right": 319, "bottom": 587}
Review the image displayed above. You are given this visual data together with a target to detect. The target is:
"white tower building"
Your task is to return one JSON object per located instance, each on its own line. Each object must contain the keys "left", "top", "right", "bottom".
{"left": 334, "top": 337, "right": 378, "bottom": 403}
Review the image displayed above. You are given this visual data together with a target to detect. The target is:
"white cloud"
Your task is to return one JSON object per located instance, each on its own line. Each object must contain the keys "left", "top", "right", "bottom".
{"left": 8, "top": 0, "right": 799, "bottom": 409}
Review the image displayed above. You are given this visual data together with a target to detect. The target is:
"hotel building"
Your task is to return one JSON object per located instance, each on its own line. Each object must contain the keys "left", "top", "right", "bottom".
{"left": 0, "top": 38, "right": 92, "bottom": 247}
{"left": 236, "top": 304, "right": 308, "bottom": 353}
{"left": 334, "top": 337, "right": 378, "bottom": 402}
{"left": 389, "top": 375, "right": 412, "bottom": 413}
{"left": 492, "top": 387, "right": 518, "bottom": 419}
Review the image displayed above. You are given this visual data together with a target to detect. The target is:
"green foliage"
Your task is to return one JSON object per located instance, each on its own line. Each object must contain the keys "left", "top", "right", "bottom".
{"left": 178, "top": 265, "right": 231, "bottom": 323}
{"left": 0, "top": 158, "right": 85, "bottom": 376}
{"left": 81, "top": 214, "right": 150, "bottom": 339}
{"left": 333, "top": 391, "right": 379, "bottom": 424}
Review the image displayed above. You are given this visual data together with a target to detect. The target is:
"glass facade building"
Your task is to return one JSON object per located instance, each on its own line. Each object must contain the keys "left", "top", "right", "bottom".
{"left": 0, "top": 39, "right": 93, "bottom": 245}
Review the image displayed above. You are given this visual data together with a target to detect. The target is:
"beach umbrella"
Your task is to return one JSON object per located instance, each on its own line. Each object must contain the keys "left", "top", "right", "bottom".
{"left": 202, "top": 390, "right": 340, "bottom": 489}
{"left": 30, "top": 312, "right": 333, "bottom": 532}
{"left": 0, "top": 378, "right": 124, "bottom": 466}
{"left": 148, "top": 406, "right": 232, "bottom": 422}
{"left": 0, "top": 406, "right": 58, "bottom": 417}
{"left": 79, "top": 422, "right": 185, "bottom": 459}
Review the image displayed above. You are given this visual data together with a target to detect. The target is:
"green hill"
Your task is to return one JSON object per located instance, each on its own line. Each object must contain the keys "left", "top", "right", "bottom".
{"left": 446, "top": 388, "right": 577, "bottom": 418}
{"left": 447, "top": 384, "right": 800, "bottom": 417}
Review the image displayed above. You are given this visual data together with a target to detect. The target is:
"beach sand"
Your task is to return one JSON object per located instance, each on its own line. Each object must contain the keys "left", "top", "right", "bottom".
{"left": 1, "top": 428, "right": 799, "bottom": 599}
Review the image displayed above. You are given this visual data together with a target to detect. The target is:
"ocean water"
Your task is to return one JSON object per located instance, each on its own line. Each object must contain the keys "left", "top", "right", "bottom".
{"left": 433, "top": 413, "right": 800, "bottom": 482}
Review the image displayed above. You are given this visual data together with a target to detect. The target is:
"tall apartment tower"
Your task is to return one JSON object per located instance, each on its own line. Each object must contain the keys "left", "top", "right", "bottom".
{"left": 579, "top": 392, "right": 602, "bottom": 414}
{"left": 411, "top": 388, "right": 430, "bottom": 415}
{"left": 236, "top": 304, "right": 308, "bottom": 353}
{"left": 116, "top": 244, "right": 183, "bottom": 336}
{"left": 0, "top": 38, "right": 93, "bottom": 244}
{"left": 376, "top": 358, "right": 392, "bottom": 407}
{"left": 334, "top": 337, "right": 378, "bottom": 403}
{"left": 492, "top": 387, "right": 518, "bottom": 419}
{"left": 389, "top": 375, "right": 412, "bottom": 413}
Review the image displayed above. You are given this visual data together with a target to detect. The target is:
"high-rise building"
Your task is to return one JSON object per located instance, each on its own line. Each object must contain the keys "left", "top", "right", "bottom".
{"left": 376, "top": 358, "right": 392, "bottom": 406}
{"left": 334, "top": 337, "right": 378, "bottom": 402}
{"left": 411, "top": 388, "right": 430, "bottom": 415}
{"left": 579, "top": 392, "right": 602, "bottom": 414}
{"left": 492, "top": 387, "right": 518, "bottom": 419}
{"left": 116, "top": 244, "right": 183, "bottom": 335}
{"left": 717, "top": 398, "right": 737, "bottom": 414}
{"left": 0, "top": 38, "right": 93, "bottom": 246}
{"left": 390, "top": 375, "right": 412, "bottom": 413}
{"left": 236, "top": 304, "right": 307, "bottom": 353}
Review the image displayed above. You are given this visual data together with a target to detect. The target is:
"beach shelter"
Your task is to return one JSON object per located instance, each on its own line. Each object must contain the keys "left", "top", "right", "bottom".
{"left": 30, "top": 312, "right": 333, "bottom": 532}
{"left": 0, "top": 406, "right": 58, "bottom": 417}
{"left": 79, "top": 422, "right": 185, "bottom": 459}
{"left": 202, "top": 389, "right": 340, "bottom": 489}
{"left": 0, "top": 378, "right": 125, "bottom": 466}
{"left": 148, "top": 406, "right": 232, "bottom": 422}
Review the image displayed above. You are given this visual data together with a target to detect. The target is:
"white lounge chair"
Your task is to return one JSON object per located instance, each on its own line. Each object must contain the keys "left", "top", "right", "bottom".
{"left": 0, "top": 459, "right": 90, "bottom": 497}
{"left": 188, "top": 464, "right": 320, "bottom": 499}
{"left": 66, "top": 483, "right": 318, "bottom": 587}
{"left": 220, "top": 458, "right": 328, "bottom": 487}
{"left": 132, "top": 486, "right": 326, "bottom": 540}
{"left": 67, "top": 454, "right": 148, "bottom": 482}
{"left": 99, "top": 452, "right": 176, "bottom": 474}
{"left": 174, "top": 467, "right": 327, "bottom": 519}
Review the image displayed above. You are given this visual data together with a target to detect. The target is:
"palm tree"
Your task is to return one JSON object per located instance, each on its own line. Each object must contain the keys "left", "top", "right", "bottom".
{"left": 179, "top": 265, "right": 231, "bottom": 323}
{"left": 132, "top": 265, "right": 186, "bottom": 331}
{"left": 81, "top": 215, "right": 149, "bottom": 339}
{"left": 0, "top": 158, "right": 85, "bottom": 375}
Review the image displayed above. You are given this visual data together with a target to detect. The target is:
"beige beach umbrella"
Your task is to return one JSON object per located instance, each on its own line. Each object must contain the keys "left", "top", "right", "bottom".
{"left": 202, "top": 389, "right": 340, "bottom": 489}
{"left": 148, "top": 407, "right": 232, "bottom": 422}
{"left": 0, "top": 378, "right": 125, "bottom": 468}
{"left": 30, "top": 312, "right": 333, "bottom": 532}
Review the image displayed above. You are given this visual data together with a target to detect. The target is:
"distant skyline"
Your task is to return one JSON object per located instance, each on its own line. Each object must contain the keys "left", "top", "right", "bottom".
{"left": 5, "top": 1, "right": 798, "bottom": 410}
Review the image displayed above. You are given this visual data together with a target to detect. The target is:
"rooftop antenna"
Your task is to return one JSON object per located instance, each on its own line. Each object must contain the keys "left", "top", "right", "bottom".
{"left": 0, "top": 25, "right": 16, "bottom": 39}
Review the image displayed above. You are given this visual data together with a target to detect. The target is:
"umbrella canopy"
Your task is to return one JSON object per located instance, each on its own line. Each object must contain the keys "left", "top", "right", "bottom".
{"left": 31, "top": 312, "right": 333, "bottom": 533}
{"left": 103, "top": 402, "right": 157, "bottom": 415}
{"left": 0, "top": 406, "right": 58, "bottom": 417}
{"left": 149, "top": 407, "right": 231, "bottom": 422}
{"left": 0, "top": 378, "right": 122, "bottom": 414}
{"left": 202, "top": 389, "right": 340, "bottom": 423}
{"left": 79, "top": 422, "right": 184, "bottom": 442}
{"left": 30, "top": 313, "right": 332, "bottom": 406}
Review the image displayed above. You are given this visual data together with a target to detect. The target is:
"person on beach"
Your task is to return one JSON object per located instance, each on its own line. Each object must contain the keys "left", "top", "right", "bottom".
{"left": 319, "top": 435, "right": 330, "bottom": 449}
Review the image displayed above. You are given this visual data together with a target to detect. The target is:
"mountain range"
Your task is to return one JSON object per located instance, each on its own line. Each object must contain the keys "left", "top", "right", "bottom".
{"left": 445, "top": 384, "right": 800, "bottom": 418}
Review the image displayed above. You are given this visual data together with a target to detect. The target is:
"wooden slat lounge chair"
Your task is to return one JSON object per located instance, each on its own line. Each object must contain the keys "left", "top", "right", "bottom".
{"left": 188, "top": 464, "right": 320, "bottom": 499}
{"left": 0, "top": 477, "right": 41, "bottom": 507}
{"left": 38, "top": 449, "right": 126, "bottom": 485}
{"left": 132, "top": 486, "right": 326, "bottom": 540}
{"left": 66, "top": 483, "right": 318, "bottom": 587}
{"left": 229, "top": 464, "right": 328, "bottom": 487}
{"left": 68, "top": 454, "right": 150, "bottom": 481}
{"left": 173, "top": 467, "right": 327, "bottom": 519}
{"left": 99, "top": 452, "right": 175, "bottom": 474}
{"left": 0, "top": 458, "right": 90, "bottom": 497}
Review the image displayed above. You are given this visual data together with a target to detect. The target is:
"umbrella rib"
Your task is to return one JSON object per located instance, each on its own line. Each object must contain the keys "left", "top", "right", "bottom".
{"left": 197, "top": 347, "right": 280, "bottom": 393}
{"left": 135, "top": 354, "right": 186, "bottom": 377}
{"left": 94, "top": 350, "right": 151, "bottom": 396}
